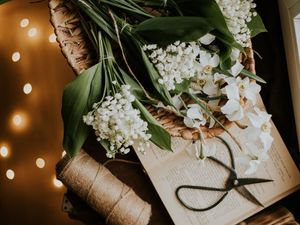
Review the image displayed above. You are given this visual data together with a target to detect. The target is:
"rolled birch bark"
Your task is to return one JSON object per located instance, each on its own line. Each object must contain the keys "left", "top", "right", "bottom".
{"left": 56, "top": 150, "right": 151, "bottom": 225}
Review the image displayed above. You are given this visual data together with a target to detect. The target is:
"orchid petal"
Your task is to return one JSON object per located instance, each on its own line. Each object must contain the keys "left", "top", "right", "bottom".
{"left": 260, "top": 132, "right": 274, "bottom": 150}
{"left": 187, "top": 107, "right": 202, "bottom": 119}
{"left": 209, "top": 54, "right": 220, "bottom": 67}
{"left": 245, "top": 160, "right": 260, "bottom": 175}
{"left": 199, "top": 33, "right": 216, "bottom": 45}
{"left": 229, "top": 61, "right": 244, "bottom": 76}
{"left": 225, "top": 83, "right": 240, "bottom": 100}
{"left": 247, "top": 112, "right": 264, "bottom": 128}
{"left": 203, "top": 79, "right": 219, "bottom": 96}
{"left": 230, "top": 48, "right": 240, "bottom": 61}
{"left": 183, "top": 117, "right": 195, "bottom": 128}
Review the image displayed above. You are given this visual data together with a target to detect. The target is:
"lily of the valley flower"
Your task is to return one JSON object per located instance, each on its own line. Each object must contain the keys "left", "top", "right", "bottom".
{"left": 183, "top": 104, "right": 207, "bottom": 128}
{"left": 221, "top": 83, "right": 244, "bottom": 121}
{"left": 247, "top": 107, "right": 273, "bottom": 150}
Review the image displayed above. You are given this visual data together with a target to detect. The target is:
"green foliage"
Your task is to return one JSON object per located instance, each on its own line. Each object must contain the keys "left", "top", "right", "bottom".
{"left": 62, "top": 63, "right": 105, "bottom": 156}
{"left": 135, "top": 17, "right": 214, "bottom": 44}
{"left": 247, "top": 13, "right": 267, "bottom": 37}
{"left": 134, "top": 100, "right": 172, "bottom": 151}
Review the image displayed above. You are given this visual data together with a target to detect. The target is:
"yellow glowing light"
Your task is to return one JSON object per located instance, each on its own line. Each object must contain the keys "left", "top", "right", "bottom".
{"left": 0, "top": 145, "right": 9, "bottom": 158}
{"left": 48, "top": 33, "right": 56, "bottom": 43}
{"left": 36, "top": 158, "right": 45, "bottom": 169}
{"left": 62, "top": 151, "right": 66, "bottom": 158}
{"left": 6, "top": 169, "right": 15, "bottom": 180}
{"left": 12, "top": 52, "right": 21, "bottom": 62}
{"left": 10, "top": 112, "right": 28, "bottom": 131}
{"left": 27, "top": 27, "right": 38, "bottom": 37}
{"left": 53, "top": 176, "right": 63, "bottom": 188}
{"left": 20, "top": 18, "right": 29, "bottom": 28}
{"left": 23, "top": 83, "right": 32, "bottom": 95}
{"left": 12, "top": 114, "right": 23, "bottom": 127}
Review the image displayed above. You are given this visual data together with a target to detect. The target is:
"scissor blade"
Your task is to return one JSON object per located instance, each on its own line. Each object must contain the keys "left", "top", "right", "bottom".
{"left": 237, "top": 178, "right": 273, "bottom": 186}
{"left": 235, "top": 186, "right": 264, "bottom": 207}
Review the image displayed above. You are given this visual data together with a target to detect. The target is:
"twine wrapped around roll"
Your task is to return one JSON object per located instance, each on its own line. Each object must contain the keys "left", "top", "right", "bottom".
{"left": 56, "top": 150, "right": 151, "bottom": 225}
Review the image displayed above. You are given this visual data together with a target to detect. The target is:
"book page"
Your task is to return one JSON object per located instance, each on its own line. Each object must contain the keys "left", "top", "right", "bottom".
{"left": 133, "top": 98, "right": 300, "bottom": 225}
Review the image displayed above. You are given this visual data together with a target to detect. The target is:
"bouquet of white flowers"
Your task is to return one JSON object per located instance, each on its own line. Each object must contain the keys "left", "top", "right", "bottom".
{"left": 51, "top": 0, "right": 272, "bottom": 174}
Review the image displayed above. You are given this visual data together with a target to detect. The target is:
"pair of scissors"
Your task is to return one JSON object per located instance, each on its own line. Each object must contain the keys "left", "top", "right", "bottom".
{"left": 175, "top": 137, "right": 273, "bottom": 211}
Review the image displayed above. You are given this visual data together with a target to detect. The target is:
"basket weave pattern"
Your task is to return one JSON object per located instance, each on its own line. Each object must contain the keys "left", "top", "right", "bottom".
{"left": 49, "top": 0, "right": 256, "bottom": 140}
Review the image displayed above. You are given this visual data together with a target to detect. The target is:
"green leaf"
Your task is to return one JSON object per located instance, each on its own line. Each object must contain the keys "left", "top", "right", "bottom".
{"left": 172, "top": 79, "right": 190, "bottom": 94}
{"left": 240, "top": 69, "right": 266, "bottom": 83}
{"left": 74, "top": 0, "right": 117, "bottom": 41}
{"left": 140, "top": 48, "right": 174, "bottom": 106}
{"left": 62, "top": 63, "right": 105, "bottom": 156}
{"left": 134, "top": 16, "right": 214, "bottom": 44}
{"left": 247, "top": 14, "right": 267, "bottom": 37}
{"left": 118, "top": 66, "right": 147, "bottom": 101}
{"left": 176, "top": 0, "right": 238, "bottom": 45}
{"left": 99, "top": 139, "right": 111, "bottom": 152}
{"left": 134, "top": 100, "right": 172, "bottom": 151}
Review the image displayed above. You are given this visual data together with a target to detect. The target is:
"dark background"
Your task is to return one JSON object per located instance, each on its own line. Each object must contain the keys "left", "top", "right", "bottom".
{"left": 0, "top": 0, "right": 299, "bottom": 225}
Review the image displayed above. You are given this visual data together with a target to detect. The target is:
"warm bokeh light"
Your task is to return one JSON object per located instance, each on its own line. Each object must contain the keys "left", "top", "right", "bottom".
{"left": 12, "top": 52, "right": 21, "bottom": 62}
{"left": 11, "top": 112, "right": 28, "bottom": 131}
{"left": 0, "top": 145, "right": 9, "bottom": 158}
{"left": 6, "top": 169, "right": 15, "bottom": 180}
{"left": 48, "top": 33, "right": 56, "bottom": 43}
{"left": 23, "top": 83, "right": 32, "bottom": 95}
{"left": 36, "top": 158, "right": 45, "bottom": 169}
{"left": 12, "top": 114, "right": 23, "bottom": 126}
{"left": 20, "top": 18, "right": 29, "bottom": 28}
{"left": 52, "top": 176, "right": 63, "bottom": 188}
{"left": 61, "top": 150, "right": 66, "bottom": 158}
{"left": 27, "top": 27, "right": 38, "bottom": 37}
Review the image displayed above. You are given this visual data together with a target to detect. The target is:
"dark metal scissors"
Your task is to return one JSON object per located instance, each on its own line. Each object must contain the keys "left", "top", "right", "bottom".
{"left": 175, "top": 136, "right": 273, "bottom": 211}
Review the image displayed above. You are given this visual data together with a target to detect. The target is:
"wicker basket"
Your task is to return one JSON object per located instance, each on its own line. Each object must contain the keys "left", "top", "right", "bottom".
{"left": 49, "top": 0, "right": 256, "bottom": 140}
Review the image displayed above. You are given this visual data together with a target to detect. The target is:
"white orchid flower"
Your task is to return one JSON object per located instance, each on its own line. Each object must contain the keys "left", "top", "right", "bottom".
{"left": 198, "top": 50, "right": 220, "bottom": 75}
{"left": 221, "top": 83, "right": 244, "bottom": 121}
{"left": 224, "top": 76, "right": 261, "bottom": 105}
{"left": 183, "top": 104, "right": 207, "bottom": 128}
{"left": 199, "top": 33, "right": 216, "bottom": 45}
{"left": 229, "top": 60, "right": 244, "bottom": 77}
{"left": 214, "top": 72, "right": 227, "bottom": 83}
{"left": 247, "top": 107, "right": 273, "bottom": 150}
{"left": 191, "top": 74, "right": 220, "bottom": 96}
{"left": 237, "top": 142, "right": 269, "bottom": 174}
{"left": 236, "top": 77, "right": 261, "bottom": 105}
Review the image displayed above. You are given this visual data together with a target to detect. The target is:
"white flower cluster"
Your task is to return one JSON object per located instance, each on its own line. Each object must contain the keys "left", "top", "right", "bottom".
{"left": 143, "top": 41, "right": 200, "bottom": 91}
{"left": 83, "top": 85, "right": 151, "bottom": 158}
{"left": 215, "top": 0, "right": 257, "bottom": 47}
{"left": 143, "top": 34, "right": 218, "bottom": 91}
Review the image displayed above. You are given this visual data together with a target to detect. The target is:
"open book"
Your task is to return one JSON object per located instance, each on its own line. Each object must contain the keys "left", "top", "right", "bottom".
{"left": 133, "top": 99, "right": 300, "bottom": 225}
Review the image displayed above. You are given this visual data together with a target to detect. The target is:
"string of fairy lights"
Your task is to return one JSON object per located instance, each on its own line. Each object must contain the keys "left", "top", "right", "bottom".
{"left": 0, "top": 17, "right": 65, "bottom": 189}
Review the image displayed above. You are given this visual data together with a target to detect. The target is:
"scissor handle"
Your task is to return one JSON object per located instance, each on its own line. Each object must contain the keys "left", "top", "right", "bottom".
{"left": 175, "top": 185, "right": 228, "bottom": 211}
